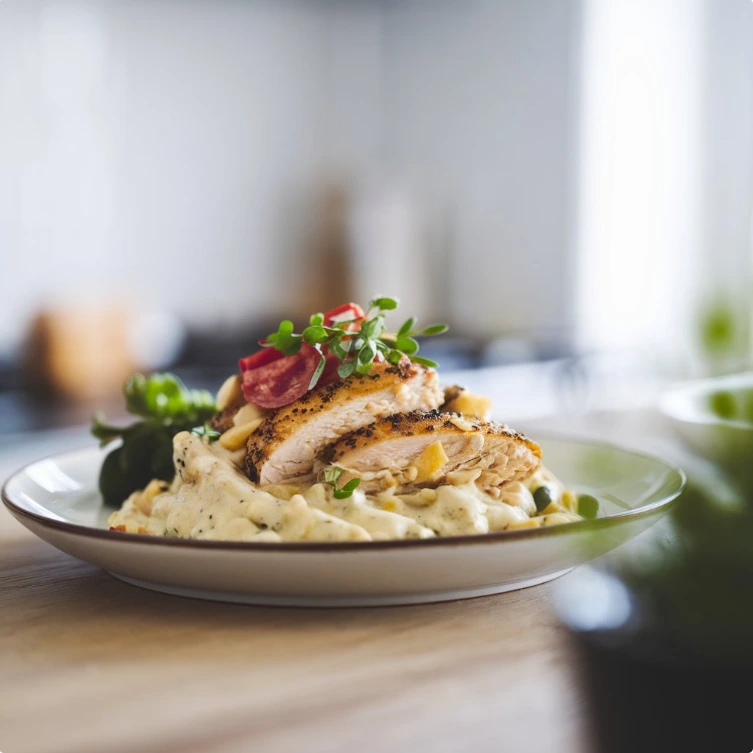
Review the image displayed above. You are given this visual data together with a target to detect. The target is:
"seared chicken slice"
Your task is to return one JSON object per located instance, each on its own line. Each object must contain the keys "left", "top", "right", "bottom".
{"left": 245, "top": 361, "right": 442, "bottom": 485}
{"left": 321, "top": 410, "right": 541, "bottom": 498}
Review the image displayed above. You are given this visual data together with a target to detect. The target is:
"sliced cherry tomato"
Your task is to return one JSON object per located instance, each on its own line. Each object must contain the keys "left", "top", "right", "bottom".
{"left": 239, "top": 346, "right": 284, "bottom": 373}
{"left": 318, "top": 351, "right": 342, "bottom": 387}
{"left": 324, "top": 302, "right": 365, "bottom": 329}
{"left": 241, "top": 343, "right": 322, "bottom": 408}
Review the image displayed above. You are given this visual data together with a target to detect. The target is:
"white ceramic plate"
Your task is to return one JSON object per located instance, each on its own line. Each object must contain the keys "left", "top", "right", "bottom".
{"left": 2, "top": 437, "right": 685, "bottom": 607}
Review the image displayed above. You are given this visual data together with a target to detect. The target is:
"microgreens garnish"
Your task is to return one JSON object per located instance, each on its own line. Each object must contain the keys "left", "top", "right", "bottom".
{"left": 264, "top": 297, "right": 448, "bottom": 390}
{"left": 323, "top": 466, "right": 361, "bottom": 499}
{"left": 190, "top": 424, "right": 221, "bottom": 442}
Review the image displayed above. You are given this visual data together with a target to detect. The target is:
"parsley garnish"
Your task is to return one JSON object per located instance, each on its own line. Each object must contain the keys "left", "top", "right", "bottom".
{"left": 323, "top": 466, "right": 361, "bottom": 499}
{"left": 264, "top": 297, "right": 448, "bottom": 390}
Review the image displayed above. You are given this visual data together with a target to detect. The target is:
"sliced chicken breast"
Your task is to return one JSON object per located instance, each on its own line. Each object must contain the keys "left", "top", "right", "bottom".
{"left": 245, "top": 361, "right": 443, "bottom": 485}
{"left": 320, "top": 410, "right": 541, "bottom": 498}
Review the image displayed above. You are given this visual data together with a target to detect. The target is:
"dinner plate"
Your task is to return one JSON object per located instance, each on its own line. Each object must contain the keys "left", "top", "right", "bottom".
{"left": 2, "top": 437, "right": 685, "bottom": 607}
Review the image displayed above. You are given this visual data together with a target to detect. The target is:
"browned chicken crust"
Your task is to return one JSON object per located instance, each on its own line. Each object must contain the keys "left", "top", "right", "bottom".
{"left": 322, "top": 410, "right": 541, "bottom": 496}
{"left": 245, "top": 361, "right": 443, "bottom": 485}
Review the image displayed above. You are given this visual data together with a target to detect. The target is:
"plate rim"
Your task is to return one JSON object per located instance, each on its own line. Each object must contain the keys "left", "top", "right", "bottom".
{"left": 2, "top": 435, "right": 686, "bottom": 553}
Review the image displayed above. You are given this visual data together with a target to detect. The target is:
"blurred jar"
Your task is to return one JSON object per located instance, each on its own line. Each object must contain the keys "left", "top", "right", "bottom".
{"left": 25, "top": 304, "right": 184, "bottom": 401}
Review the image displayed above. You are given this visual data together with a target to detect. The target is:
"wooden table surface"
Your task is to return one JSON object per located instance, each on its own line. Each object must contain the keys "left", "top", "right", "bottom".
{"left": 0, "top": 513, "right": 588, "bottom": 753}
{"left": 0, "top": 411, "right": 683, "bottom": 753}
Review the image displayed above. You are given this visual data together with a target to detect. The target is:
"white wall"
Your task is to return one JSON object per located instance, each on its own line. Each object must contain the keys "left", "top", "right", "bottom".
{"left": 3, "top": 0, "right": 750, "bottom": 362}
{"left": 381, "top": 0, "right": 580, "bottom": 340}
{"left": 699, "top": 0, "right": 753, "bottom": 294}
{"left": 0, "top": 0, "right": 582, "bottom": 354}
{"left": 574, "top": 0, "right": 753, "bottom": 360}
{"left": 574, "top": 0, "right": 705, "bottom": 355}
{"left": 0, "top": 0, "right": 342, "bottom": 351}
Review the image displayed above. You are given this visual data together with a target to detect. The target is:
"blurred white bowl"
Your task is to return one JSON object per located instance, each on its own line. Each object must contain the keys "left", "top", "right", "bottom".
{"left": 659, "top": 372, "right": 753, "bottom": 473}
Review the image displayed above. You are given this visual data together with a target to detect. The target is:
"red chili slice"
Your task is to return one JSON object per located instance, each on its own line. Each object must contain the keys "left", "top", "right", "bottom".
{"left": 241, "top": 343, "right": 322, "bottom": 408}
{"left": 324, "top": 302, "right": 365, "bottom": 329}
{"left": 318, "top": 352, "right": 342, "bottom": 387}
{"left": 239, "top": 346, "right": 284, "bottom": 373}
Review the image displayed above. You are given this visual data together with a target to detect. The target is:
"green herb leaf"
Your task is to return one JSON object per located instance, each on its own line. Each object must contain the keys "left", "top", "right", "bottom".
{"left": 91, "top": 411, "right": 129, "bottom": 446}
{"left": 334, "top": 478, "right": 361, "bottom": 499}
{"left": 302, "top": 325, "right": 329, "bottom": 345}
{"left": 398, "top": 317, "right": 416, "bottom": 337}
{"left": 191, "top": 424, "right": 221, "bottom": 442}
{"left": 92, "top": 372, "right": 217, "bottom": 507}
{"left": 308, "top": 352, "right": 327, "bottom": 390}
{"left": 269, "top": 320, "right": 302, "bottom": 356}
{"left": 369, "top": 296, "right": 399, "bottom": 311}
{"left": 323, "top": 466, "right": 344, "bottom": 485}
{"left": 358, "top": 342, "right": 376, "bottom": 364}
{"left": 124, "top": 373, "right": 216, "bottom": 423}
{"left": 264, "top": 297, "right": 447, "bottom": 389}
{"left": 324, "top": 466, "right": 361, "bottom": 498}
{"left": 338, "top": 360, "right": 356, "bottom": 379}
{"left": 330, "top": 338, "right": 350, "bottom": 361}
{"left": 409, "top": 355, "right": 438, "bottom": 368}
{"left": 395, "top": 336, "right": 419, "bottom": 355}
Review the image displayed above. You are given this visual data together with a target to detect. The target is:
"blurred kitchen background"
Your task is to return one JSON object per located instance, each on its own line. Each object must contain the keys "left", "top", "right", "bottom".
{"left": 1, "top": 0, "right": 753, "bottom": 434}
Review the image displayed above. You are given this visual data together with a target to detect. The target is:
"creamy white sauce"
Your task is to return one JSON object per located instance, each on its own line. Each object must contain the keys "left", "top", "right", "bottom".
{"left": 108, "top": 432, "right": 582, "bottom": 542}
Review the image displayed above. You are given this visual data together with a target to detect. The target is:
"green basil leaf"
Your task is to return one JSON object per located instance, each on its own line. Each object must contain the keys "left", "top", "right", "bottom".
{"left": 419, "top": 323, "right": 449, "bottom": 336}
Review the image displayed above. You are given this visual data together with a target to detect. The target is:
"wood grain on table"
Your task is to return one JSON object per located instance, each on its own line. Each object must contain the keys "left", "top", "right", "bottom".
{"left": 0, "top": 503, "right": 587, "bottom": 753}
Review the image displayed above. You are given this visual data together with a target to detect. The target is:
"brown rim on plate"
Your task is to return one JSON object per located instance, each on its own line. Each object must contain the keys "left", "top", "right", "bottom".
{"left": 2, "top": 437, "right": 687, "bottom": 553}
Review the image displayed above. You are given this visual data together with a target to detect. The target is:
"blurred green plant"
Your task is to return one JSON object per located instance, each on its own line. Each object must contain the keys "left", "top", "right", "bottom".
{"left": 697, "top": 294, "right": 750, "bottom": 374}
{"left": 91, "top": 373, "right": 217, "bottom": 507}
{"left": 616, "top": 468, "right": 753, "bottom": 665}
